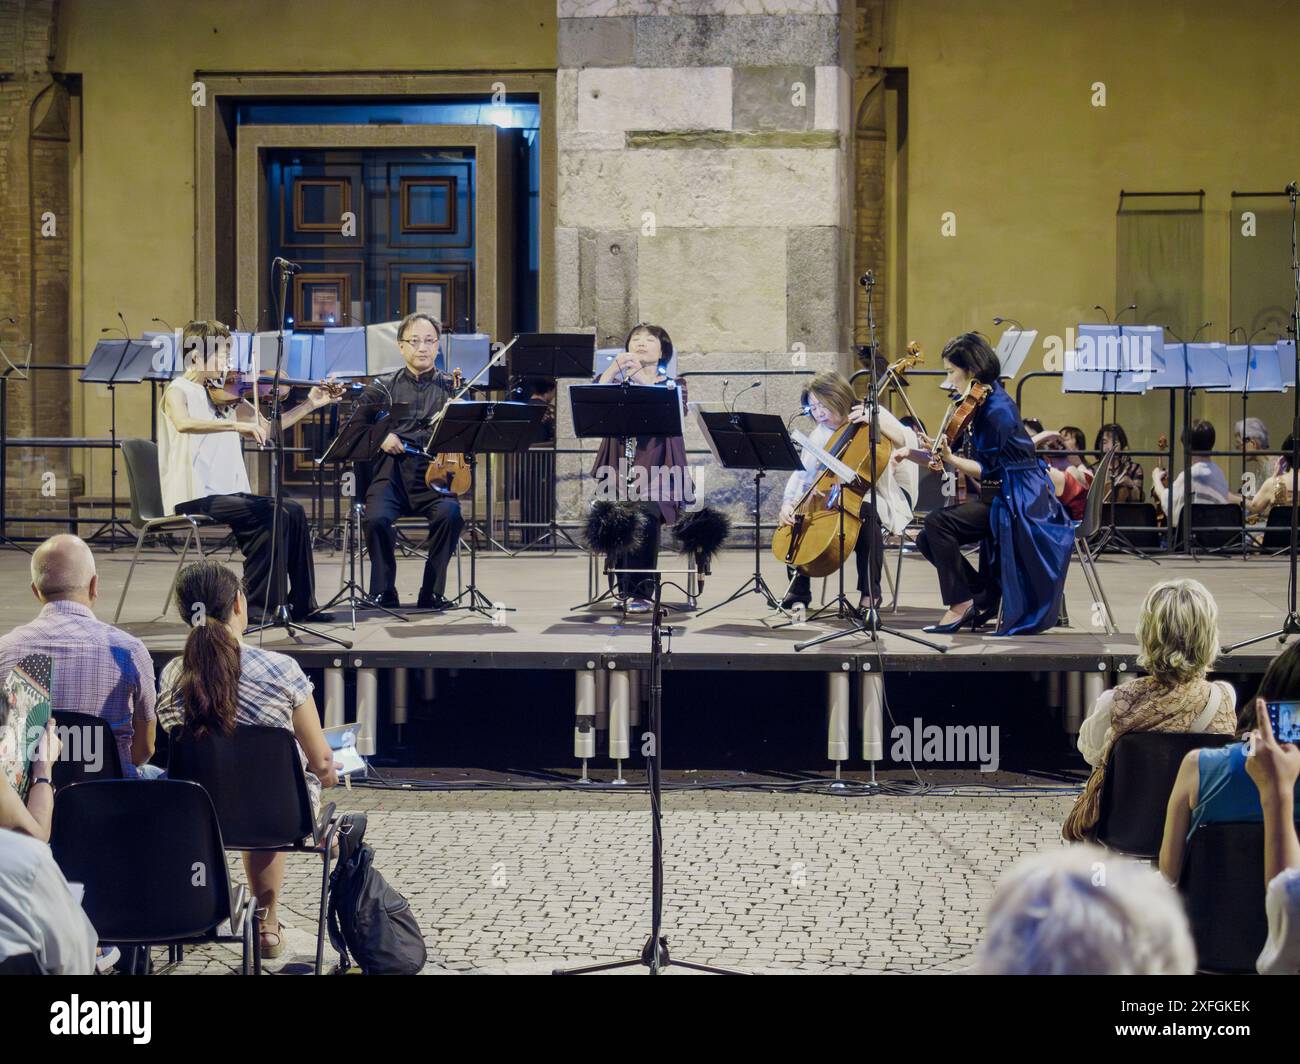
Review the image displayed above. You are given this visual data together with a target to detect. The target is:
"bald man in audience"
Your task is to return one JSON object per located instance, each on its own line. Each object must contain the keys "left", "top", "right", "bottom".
{"left": 0, "top": 535, "right": 159, "bottom": 778}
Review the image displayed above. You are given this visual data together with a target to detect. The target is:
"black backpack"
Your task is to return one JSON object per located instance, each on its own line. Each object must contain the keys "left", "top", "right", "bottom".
{"left": 326, "top": 813, "right": 427, "bottom": 974}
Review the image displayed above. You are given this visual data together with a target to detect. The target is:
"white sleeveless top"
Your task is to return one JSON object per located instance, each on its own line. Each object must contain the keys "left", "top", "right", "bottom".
{"left": 158, "top": 377, "right": 250, "bottom": 515}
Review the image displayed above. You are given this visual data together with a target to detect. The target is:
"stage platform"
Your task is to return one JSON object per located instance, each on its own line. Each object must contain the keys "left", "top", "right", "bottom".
{"left": 2, "top": 543, "right": 1292, "bottom": 675}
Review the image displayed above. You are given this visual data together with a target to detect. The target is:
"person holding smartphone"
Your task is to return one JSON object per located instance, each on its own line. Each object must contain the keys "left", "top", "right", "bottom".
{"left": 1246, "top": 693, "right": 1300, "bottom": 973}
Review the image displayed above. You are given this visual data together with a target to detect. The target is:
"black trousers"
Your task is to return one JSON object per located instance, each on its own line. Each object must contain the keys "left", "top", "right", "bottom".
{"left": 786, "top": 510, "right": 885, "bottom": 602}
{"left": 613, "top": 502, "right": 661, "bottom": 599}
{"left": 363, "top": 458, "right": 464, "bottom": 599}
{"left": 178, "top": 492, "right": 316, "bottom": 619}
{"left": 915, "top": 499, "right": 996, "bottom": 608}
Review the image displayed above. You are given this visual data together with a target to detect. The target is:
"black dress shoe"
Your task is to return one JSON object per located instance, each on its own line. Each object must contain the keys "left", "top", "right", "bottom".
{"left": 417, "top": 590, "right": 453, "bottom": 610}
{"left": 364, "top": 590, "right": 401, "bottom": 609}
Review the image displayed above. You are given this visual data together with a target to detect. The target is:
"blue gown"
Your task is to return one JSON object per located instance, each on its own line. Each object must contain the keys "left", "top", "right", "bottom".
{"left": 969, "top": 383, "right": 1075, "bottom": 635}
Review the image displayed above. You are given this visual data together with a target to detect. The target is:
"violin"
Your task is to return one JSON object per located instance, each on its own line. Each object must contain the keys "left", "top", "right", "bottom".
{"left": 771, "top": 410, "right": 892, "bottom": 578}
{"left": 208, "top": 370, "right": 348, "bottom": 408}
{"left": 1151, "top": 432, "right": 1169, "bottom": 525}
{"left": 424, "top": 368, "right": 473, "bottom": 496}
{"left": 928, "top": 379, "right": 991, "bottom": 471}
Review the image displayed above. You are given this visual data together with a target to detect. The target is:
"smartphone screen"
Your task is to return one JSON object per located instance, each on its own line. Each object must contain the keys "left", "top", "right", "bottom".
{"left": 1265, "top": 700, "right": 1300, "bottom": 744}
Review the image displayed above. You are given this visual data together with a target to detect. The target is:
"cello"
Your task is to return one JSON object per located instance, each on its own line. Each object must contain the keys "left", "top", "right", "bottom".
{"left": 770, "top": 368, "right": 907, "bottom": 578}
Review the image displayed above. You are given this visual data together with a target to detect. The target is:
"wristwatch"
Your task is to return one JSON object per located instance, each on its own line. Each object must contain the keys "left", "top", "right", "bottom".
{"left": 31, "top": 776, "right": 53, "bottom": 788}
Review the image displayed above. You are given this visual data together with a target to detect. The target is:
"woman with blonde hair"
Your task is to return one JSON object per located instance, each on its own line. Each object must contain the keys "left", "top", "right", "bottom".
{"left": 1063, "top": 578, "right": 1237, "bottom": 841}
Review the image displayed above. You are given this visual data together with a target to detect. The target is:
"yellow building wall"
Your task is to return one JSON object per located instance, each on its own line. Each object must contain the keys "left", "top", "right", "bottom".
{"left": 882, "top": 0, "right": 1299, "bottom": 481}
{"left": 55, "top": 0, "right": 555, "bottom": 492}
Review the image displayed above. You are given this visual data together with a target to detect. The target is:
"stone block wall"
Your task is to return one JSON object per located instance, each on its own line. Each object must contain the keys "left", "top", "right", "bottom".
{"left": 554, "top": 0, "right": 856, "bottom": 536}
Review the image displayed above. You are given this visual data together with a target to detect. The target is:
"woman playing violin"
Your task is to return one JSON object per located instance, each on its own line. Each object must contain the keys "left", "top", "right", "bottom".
{"left": 915, "top": 333, "right": 1074, "bottom": 635}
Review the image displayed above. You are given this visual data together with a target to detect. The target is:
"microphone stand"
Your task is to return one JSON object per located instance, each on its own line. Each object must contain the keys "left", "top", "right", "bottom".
{"left": 1225, "top": 181, "right": 1300, "bottom": 652}
{"left": 794, "top": 274, "right": 945, "bottom": 653}
{"left": 249, "top": 258, "right": 351, "bottom": 649}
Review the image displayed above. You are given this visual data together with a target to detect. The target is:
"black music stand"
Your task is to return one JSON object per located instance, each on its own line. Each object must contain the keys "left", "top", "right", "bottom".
{"left": 693, "top": 410, "right": 801, "bottom": 616}
{"left": 311, "top": 404, "right": 411, "bottom": 628}
{"left": 569, "top": 382, "right": 684, "bottom": 611}
{"left": 425, "top": 400, "right": 547, "bottom": 617}
{"left": 81, "top": 339, "right": 158, "bottom": 546}
{"left": 509, "top": 333, "right": 596, "bottom": 553}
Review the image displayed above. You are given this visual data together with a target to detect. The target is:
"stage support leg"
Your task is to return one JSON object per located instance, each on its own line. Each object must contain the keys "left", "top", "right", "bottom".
{"left": 324, "top": 665, "right": 345, "bottom": 730}
{"left": 357, "top": 667, "right": 378, "bottom": 756}
{"left": 595, "top": 666, "right": 609, "bottom": 733}
{"left": 392, "top": 667, "right": 409, "bottom": 745}
{"left": 1078, "top": 670, "right": 1105, "bottom": 735}
{"left": 421, "top": 667, "right": 436, "bottom": 703}
{"left": 575, "top": 667, "right": 596, "bottom": 782}
{"left": 859, "top": 670, "right": 884, "bottom": 763}
{"left": 629, "top": 669, "right": 642, "bottom": 729}
{"left": 609, "top": 670, "right": 630, "bottom": 784}
{"left": 827, "top": 672, "right": 850, "bottom": 773}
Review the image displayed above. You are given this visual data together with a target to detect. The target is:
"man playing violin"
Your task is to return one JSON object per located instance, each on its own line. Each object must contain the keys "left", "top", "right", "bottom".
{"left": 914, "top": 333, "right": 1074, "bottom": 636}
{"left": 158, "top": 318, "right": 344, "bottom": 622}
{"left": 354, "top": 312, "right": 465, "bottom": 611}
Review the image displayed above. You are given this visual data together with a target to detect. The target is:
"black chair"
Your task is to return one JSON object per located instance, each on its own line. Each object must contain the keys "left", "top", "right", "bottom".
{"left": 1070, "top": 448, "right": 1118, "bottom": 634}
{"left": 1261, "top": 504, "right": 1297, "bottom": 554}
{"left": 50, "top": 710, "right": 124, "bottom": 789}
{"left": 1177, "top": 820, "right": 1270, "bottom": 974}
{"left": 49, "top": 779, "right": 260, "bottom": 974}
{"left": 1173, "top": 503, "right": 1245, "bottom": 553}
{"left": 1106, "top": 501, "right": 1160, "bottom": 551}
{"left": 168, "top": 724, "right": 340, "bottom": 974}
{"left": 1094, "top": 731, "right": 1236, "bottom": 859}
{"left": 116, "top": 438, "right": 217, "bottom": 623}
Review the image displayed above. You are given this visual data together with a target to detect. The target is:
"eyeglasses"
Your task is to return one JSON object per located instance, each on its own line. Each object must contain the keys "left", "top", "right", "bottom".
{"left": 400, "top": 336, "right": 440, "bottom": 349}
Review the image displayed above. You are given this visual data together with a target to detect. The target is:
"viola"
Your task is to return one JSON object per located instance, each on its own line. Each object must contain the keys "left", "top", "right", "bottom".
{"left": 424, "top": 368, "right": 473, "bottom": 496}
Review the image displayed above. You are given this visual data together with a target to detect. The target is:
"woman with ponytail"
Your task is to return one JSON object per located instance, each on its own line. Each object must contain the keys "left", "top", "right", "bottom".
{"left": 157, "top": 560, "right": 338, "bottom": 959}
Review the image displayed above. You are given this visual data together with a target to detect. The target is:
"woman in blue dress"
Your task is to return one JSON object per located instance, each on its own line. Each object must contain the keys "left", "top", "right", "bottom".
{"left": 915, "top": 333, "right": 1075, "bottom": 635}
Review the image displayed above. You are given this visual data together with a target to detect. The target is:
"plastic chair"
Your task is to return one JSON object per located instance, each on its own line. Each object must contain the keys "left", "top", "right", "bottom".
{"left": 50, "top": 710, "right": 125, "bottom": 789}
{"left": 115, "top": 439, "right": 215, "bottom": 623}
{"left": 168, "top": 724, "right": 340, "bottom": 974}
{"left": 49, "top": 779, "right": 259, "bottom": 974}
{"left": 1094, "top": 730, "right": 1235, "bottom": 858}
{"left": 1177, "top": 820, "right": 1270, "bottom": 974}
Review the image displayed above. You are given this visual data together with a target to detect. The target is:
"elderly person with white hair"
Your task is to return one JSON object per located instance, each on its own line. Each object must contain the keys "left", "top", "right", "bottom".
{"left": 975, "top": 843, "right": 1196, "bottom": 974}
{"left": 0, "top": 535, "right": 158, "bottom": 782}
{"left": 1063, "top": 578, "right": 1236, "bottom": 841}
{"left": 1236, "top": 416, "right": 1272, "bottom": 494}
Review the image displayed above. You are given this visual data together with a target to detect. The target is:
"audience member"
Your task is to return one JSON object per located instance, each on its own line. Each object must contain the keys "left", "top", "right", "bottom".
{"left": 1151, "top": 419, "right": 1236, "bottom": 528}
{"left": 1159, "top": 641, "right": 1300, "bottom": 880}
{"left": 1235, "top": 416, "right": 1273, "bottom": 493}
{"left": 1244, "top": 694, "right": 1300, "bottom": 973}
{"left": 1065, "top": 579, "right": 1236, "bottom": 841}
{"left": 0, "top": 535, "right": 158, "bottom": 778}
{"left": 156, "top": 560, "right": 339, "bottom": 959}
{"left": 974, "top": 843, "right": 1195, "bottom": 974}
{"left": 0, "top": 825, "right": 97, "bottom": 974}
{"left": 1095, "top": 422, "right": 1143, "bottom": 502}
{"left": 1245, "top": 433, "right": 1299, "bottom": 517}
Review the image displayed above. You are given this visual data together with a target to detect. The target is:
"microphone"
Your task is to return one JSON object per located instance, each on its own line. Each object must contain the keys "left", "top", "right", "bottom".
{"left": 1191, "top": 322, "right": 1213, "bottom": 342}
{"left": 1093, "top": 304, "right": 1113, "bottom": 325}
{"left": 100, "top": 325, "right": 127, "bottom": 339}
{"left": 992, "top": 316, "right": 1024, "bottom": 331}
{"left": 273, "top": 256, "right": 302, "bottom": 275}
{"left": 1287, "top": 181, "right": 1298, "bottom": 197}
{"left": 858, "top": 270, "right": 875, "bottom": 288}
{"left": 117, "top": 311, "right": 131, "bottom": 339}
{"left": 1116, "top": 303, "right": 1138, "bottom": 322}
{"left": 728, "top": 380, "right": 761, "bottom": 413}
{"left": 151, "top": 317, "right": 173, "bottom": 333}
{"left": 232, "top": 309, "right": 248, "bottom": 332}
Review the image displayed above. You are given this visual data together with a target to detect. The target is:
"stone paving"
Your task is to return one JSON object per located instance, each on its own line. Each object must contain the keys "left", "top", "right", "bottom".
{"left": 165, "top": 783, "right": 1078, "bottom": 975}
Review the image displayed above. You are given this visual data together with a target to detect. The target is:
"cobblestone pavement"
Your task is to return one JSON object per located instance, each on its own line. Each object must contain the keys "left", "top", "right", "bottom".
{"left": 164, "top": 783, "right": 1077, "bottom": 975}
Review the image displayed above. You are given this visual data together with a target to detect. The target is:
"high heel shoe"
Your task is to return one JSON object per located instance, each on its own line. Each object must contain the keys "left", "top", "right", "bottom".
{"left": 923, "top": 604, "right": 994, "bottom": 634}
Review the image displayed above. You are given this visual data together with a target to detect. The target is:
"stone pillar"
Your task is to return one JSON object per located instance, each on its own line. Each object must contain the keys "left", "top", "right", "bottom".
{"left": 554, "top": 1, "right": 855, "bottom": 528}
